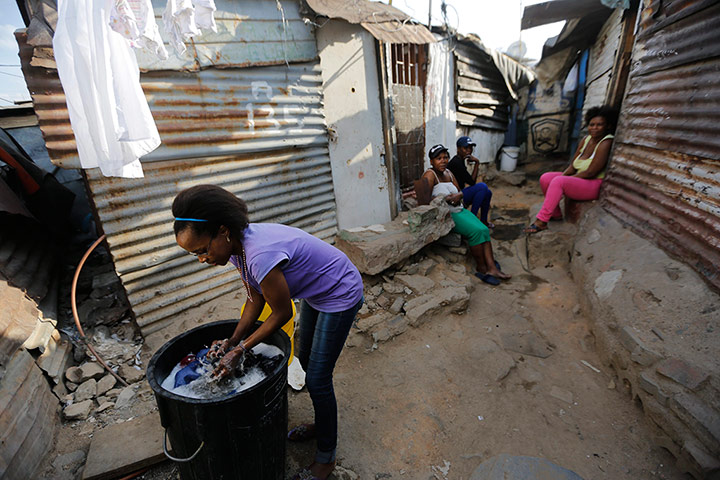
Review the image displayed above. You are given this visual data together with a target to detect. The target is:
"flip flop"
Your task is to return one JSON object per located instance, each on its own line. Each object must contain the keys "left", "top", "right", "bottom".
{"left": 524, "top": 223, "right": 547, "bottom": 234}
{"left": 288, "top": 423, "right": 316, "bottom": 442}
{"left": 475, "top": 272, "right": 500, "bottom": 286}
{"left": 494, "top": 260, "right": 502, "bottom": 271}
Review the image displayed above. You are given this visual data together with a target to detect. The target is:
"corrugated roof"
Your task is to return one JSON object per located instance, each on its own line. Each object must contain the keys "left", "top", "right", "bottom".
{"left": 305, "top": 0, "right": 435, "bottom": 44}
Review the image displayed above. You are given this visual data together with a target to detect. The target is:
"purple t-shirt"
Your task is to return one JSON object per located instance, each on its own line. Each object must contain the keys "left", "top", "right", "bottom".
{"left": 229, "top": 223, "right": 363, "bottom": 312}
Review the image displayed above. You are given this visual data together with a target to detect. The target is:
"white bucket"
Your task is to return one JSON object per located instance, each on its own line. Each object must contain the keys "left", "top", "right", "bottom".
{"left": 499, "top": 146, "right": 520, "bottom": 172}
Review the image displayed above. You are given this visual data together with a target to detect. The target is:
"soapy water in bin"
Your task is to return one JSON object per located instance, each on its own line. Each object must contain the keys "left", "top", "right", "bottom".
{"left": 161, "top": 342, "right": 284, "bottom": 400}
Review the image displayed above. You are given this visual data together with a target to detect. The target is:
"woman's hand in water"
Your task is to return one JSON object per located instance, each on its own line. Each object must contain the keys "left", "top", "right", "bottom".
{"left": 212, "top": 348, "right": 242, "bottom": 379}
{"left": 207, "top": 338, "right": 231, "bottom": 360}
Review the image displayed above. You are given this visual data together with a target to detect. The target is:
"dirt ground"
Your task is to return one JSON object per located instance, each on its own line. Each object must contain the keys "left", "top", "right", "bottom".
{"left": 42, "top": 182, "right": 689, "bottom": 480}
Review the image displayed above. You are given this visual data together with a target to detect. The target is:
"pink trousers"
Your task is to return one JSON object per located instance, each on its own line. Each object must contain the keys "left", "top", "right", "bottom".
{"left": 537, "top": 172, "right": 603, "bottom": 222}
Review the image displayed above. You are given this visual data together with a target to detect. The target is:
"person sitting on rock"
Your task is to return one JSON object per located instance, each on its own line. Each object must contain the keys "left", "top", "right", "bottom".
{"left": 417, "top": 144, "right": 510, "bottom": 286}
{"left": 447, "top": 136, "right": 494, "bottom": 228}
{"left": 525, "top": 105, "right": 618, "bottom": 234}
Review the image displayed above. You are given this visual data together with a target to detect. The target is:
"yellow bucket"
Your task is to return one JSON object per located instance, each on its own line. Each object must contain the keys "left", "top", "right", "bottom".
{"left": 240, "top": 301, "right": 296, "bottom": 365}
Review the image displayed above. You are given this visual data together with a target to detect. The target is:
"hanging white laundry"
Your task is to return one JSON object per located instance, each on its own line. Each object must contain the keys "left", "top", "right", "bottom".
{"left": 194, "top": 0, "right": 218, "bottom": 33}
{"left": 110, "top": 0, "right": 169, "bottom": 60}
{"left": 53, "top": 0, "right": 160, "bottom": 178}
{"left": 163, "top": 0, "right": 200, "bottom": 55}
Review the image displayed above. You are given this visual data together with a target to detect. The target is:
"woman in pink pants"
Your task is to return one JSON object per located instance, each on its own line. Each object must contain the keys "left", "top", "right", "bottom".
{"left": 525, "top": 106, "right": 617, "bottom": 234}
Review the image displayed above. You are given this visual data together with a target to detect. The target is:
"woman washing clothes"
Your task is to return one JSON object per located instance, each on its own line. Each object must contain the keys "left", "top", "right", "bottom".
{"left": 172, "top": 185, "right": 364, "bottom": 480}
{"left": 421, "top": 145, "right": 511, "bottom": 286}
{"left": 525, "top": 105, "right": 618, "bottom": 234}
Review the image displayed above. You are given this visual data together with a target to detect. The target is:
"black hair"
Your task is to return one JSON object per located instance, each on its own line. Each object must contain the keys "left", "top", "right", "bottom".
{"left": 172, "top": 185, "right": 249, "bottom": 240}
{"left": 585, "top": 105, "right": 619, "bottom": 133}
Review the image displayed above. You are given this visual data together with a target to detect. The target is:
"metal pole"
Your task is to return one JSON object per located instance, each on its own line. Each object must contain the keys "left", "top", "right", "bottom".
{"left": 428, "top": 0, "right": 432, "bottom": 28}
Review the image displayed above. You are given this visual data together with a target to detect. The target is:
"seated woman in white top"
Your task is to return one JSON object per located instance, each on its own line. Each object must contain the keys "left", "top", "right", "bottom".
{"left": 420, "top": 144, "right": 510, "bottom": 286}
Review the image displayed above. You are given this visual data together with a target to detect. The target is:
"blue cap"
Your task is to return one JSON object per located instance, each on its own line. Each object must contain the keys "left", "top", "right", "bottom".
{"left": 457, "top": 136, "right": 476, "bottom": 148}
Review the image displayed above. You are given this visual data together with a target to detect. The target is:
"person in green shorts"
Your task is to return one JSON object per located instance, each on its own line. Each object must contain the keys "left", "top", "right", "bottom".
{"left": 420, "top": 144, "right": 511, "bottom": 286}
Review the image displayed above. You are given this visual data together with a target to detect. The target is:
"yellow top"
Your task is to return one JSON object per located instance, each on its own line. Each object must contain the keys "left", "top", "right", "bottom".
{"left": 572, "top": 134, "right": 614, "bottom": 179}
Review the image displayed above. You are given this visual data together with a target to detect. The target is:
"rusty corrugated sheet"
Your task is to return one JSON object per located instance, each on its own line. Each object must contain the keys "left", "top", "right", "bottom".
{"left": 85, "top": 63, "right": 334, "bottom": 334}
{"left": 601, "top": 0, "right": 720, "bottom": 291}
{"left": 583, "top": 8, "right": 623, "bottom": 121}
{"left": 360, "top": 22, "right": 436, "bottom": 44}
{"left": 17, "top": 5, "right": 337, "bottom": 333}
{"left": 19, "top": 0, "right": 317, "bottom": 71}
{"left": 454, "top": 44, "right": 510, "bottom": 131}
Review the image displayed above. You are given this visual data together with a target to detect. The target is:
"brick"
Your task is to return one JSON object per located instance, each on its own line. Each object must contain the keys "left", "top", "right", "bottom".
{"left": 671, "top": 393, "right": 720, "bottom": 451}
{"left": 638, "top": 371, "right": 670, "bottom": 406}
{"left": 631, "top": 344, "right": 663, "bottom": 367}
{"left": 657, "top": 358, "right": 709, "bottom": 392}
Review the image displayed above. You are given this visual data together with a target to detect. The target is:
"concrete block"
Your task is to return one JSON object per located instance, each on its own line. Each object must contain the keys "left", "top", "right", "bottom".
{"left": 394, "top": 274, "right": 435, "bottom": 294}
{"left": 564, "top": 198, "right": 597, "bottom": 224}
{"left": 388, "top": 297, "right": 405, "bottom": 314}
{"left": 336, "top": 199, "right": 453, "bottom": 275}
{"left": 404, "top": 288, "right": 470, "bottom": 326}
{"left": 657, "top": 358, "right": 709, "bottom": 392}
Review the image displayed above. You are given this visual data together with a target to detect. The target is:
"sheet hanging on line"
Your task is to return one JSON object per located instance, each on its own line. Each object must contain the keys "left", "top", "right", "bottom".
{"left": 53, "top": 0, "right": 161, "bottom": 178}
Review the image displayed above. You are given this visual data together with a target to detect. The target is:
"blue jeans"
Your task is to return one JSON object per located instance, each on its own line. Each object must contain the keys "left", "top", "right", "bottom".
{"left": 296, "top": 297, "right": 364, "bottom": 464}
{"left": 462, "top": 183, "right": 492, "bottom": 224}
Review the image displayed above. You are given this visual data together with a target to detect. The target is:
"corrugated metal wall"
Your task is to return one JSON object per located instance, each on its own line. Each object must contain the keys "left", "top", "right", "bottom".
{"left": 454, "top": 44, "right": 510, "bottom": 131}
{"left": 89, "top": 63, "right": 334, "bottom": 334}
{"left": 0, "top": 281, "right": 58, "bottom": 479}
{"left": 583, "top": 8, "right": 623, "bottom": 122}
{"left": 602, "top": 0, "right": 720, "bottom": 290}
{"left": 18, "top": 1, "right": 336, "bottom": 334}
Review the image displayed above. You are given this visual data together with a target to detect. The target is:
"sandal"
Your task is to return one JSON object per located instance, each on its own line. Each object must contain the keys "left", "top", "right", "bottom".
{"left": 494, "top": 260, "right": 502, "bottom": 271}
{"left": 524, "top": 223, "right": 547, "bottom": 234}
{"left": 288, "top": 423, "right": 316, "bottom": 442}
{"left": 475, "top": 272, "right": 500, "bottom": 286}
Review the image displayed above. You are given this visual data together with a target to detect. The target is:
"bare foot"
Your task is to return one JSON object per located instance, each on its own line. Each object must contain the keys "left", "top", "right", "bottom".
{"left": 488, "top": 268, "right": 511, "bottom": 280}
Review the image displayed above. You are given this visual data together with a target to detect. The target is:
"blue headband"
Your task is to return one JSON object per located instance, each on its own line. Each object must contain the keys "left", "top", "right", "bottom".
{"left": 174, "top": 217, "right": 208, "bottom": 222}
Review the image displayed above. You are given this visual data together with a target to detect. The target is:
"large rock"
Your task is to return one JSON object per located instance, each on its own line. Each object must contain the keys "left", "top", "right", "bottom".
{"left": 97, "top": 374, "right": 117, "bottom": 396}
{"left": 336, "top": 198, "right": 453, "bottom": 275}
{"left": 74, "top": 379, "right": 97, "bottom": 402}
{"left": 79, "top": 362, "right": 106, "bottom": 381}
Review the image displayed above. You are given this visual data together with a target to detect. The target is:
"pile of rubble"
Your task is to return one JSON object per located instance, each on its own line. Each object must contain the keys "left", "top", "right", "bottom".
{"left": 60, "top": 324, "right": 147, "bottom": 421}
{"left": 347, "top": 240, "right": 475, "bottom": 349}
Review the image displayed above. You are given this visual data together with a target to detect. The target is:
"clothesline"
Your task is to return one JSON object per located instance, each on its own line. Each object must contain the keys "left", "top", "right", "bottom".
{"left": 52, "top": 0, "right": 218, "bottom": 179}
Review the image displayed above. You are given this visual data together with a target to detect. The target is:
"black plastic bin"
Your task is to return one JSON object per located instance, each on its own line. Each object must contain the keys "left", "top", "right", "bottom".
{"left": 147, "top": 320, "right": 290, "bottom": 480}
